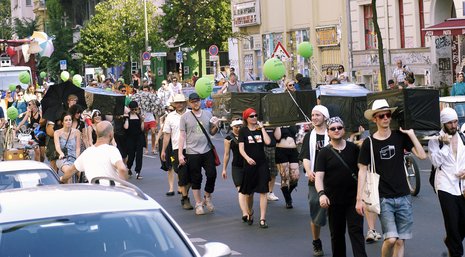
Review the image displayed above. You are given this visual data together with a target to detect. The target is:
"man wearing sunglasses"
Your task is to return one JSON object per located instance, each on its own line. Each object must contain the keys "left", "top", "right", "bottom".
{"left": 356, "top": 99, "right": 426, "bottom": 257}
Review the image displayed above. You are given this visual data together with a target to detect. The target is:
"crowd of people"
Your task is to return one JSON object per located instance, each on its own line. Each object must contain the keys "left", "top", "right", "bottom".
{"left": 2, "top": 66, "right": 465, "bottom": 257}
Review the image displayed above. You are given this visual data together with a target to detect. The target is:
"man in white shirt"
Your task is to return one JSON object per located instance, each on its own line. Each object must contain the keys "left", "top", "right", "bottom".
{"left": 161, "top": 94, "right": 193, "bottom": 210}
{"left": 428, "top": 107, "right": 465, "bottom": 257}
{"left": 60, "top": 121, "right": 128, "bottom": 183}
{"left": 169, "top": 77, "right": 182, "bottom": 95}
{"left": 245, "top": 68, "right": 256, "bottom": 81}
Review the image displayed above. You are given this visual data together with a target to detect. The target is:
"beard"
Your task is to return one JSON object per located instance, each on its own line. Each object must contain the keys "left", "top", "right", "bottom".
{"left": 444, "top": 125, "right": 457, "bottom": 136}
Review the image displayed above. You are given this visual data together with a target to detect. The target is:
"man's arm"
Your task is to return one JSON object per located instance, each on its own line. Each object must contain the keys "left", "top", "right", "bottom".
{"left": 355, "top": 163, "right": 368, "bottom": 216}
{"left": 400, "top": 128, "right": 427, "bottom": 159}
{"left": 115, "top": 160, "right": 128, "bottom": 180}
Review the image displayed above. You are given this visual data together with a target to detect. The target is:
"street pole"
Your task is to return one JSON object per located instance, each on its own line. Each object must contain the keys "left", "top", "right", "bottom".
{"left": 143, "top": 0, "right": 149, "bottom": 83}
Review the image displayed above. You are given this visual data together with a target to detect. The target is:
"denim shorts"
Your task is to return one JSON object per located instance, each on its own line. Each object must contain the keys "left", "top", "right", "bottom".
{"left": 379, "top": 195, "right": 413, "bottom": 240}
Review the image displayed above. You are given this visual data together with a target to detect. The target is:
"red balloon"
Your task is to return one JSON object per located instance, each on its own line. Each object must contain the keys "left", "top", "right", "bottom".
{"left": 6, "top": 47, "right": 16, "bottom": 57}
{"left": 206, "top": 100, "right": 213, "bottom": 108}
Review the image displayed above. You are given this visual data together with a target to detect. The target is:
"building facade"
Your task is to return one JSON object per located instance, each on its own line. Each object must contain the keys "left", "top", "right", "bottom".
{"left": 350, "top": 0, "right": 463, "bottom": 90}
{"left": 11, "top": 0, "right": 35, "bottom": 22}
{"left": 231, "top": 0, "right": 350, "bottom": 85}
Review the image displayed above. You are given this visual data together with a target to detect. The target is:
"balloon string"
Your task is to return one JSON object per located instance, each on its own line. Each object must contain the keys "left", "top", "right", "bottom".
{"left": 285, "top": 90, "right": 310, "bottom": 122}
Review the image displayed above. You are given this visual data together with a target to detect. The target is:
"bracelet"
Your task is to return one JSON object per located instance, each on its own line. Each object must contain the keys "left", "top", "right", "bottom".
{"left": 318, "top": 190, "right": 325, "bottom": 197}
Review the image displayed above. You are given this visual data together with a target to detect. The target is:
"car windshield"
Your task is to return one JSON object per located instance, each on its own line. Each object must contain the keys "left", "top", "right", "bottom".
{"left": 0, "top": 210, "right": 194, "bottom": 257}
{"left": 241, "top": 82, "right": 279, "bottom": 92}
{"left": 0, "top": 169, "right": 59, "bottom": 190}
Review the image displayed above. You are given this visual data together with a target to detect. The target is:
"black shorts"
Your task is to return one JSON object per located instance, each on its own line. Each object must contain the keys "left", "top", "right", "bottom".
{"left": 159, "top": 136, "right": 172, "bottom": 171}
{"left": 275, "top": 147, "right": 299, "bottom": 164}
{"left": 173, "top": 149, "right": 190, "bottom": 186}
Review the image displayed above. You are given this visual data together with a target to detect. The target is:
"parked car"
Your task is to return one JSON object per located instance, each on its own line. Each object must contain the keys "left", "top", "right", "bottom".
{"left": 0, "top": 177, "right": 231, "bottom": 257}
{"left": 240, "top": 81, "right": 280, "bottom": 93}
{"left": 0, "top": 160, "right": 60, "bottom": 190}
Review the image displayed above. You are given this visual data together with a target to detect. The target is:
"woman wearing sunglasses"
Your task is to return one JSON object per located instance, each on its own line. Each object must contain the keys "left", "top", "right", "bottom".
{"left": 238, "top": 108, "right": 272, "bottom": 228}
{"left": 15, "top": 99, "right": 46, "bottom": 162}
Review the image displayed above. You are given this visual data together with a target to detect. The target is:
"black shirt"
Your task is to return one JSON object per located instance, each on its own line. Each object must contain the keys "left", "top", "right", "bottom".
{"left": 238, "top": 127, "right": 266, "bottom": 162}
{"left": 299, "top": 131, "right": 326, "bottom": 186}
{"left": 316, "top": 141, "right": 359, "bottom": 204}
{"left": 225, "top": 133, "right": 243, "bottom": 168}
{"left": 278, "top": 126, "right": 298, "bottom": 143}
{"left": 358, "top": 131, "right": 414, "bottom": 198}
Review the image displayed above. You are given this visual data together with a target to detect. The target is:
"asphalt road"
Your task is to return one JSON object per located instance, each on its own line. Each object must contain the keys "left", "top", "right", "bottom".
{"left": 133, "top": 134, "right": 457, "bottom": 257}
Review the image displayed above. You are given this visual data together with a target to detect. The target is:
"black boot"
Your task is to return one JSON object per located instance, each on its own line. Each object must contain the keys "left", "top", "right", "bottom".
{"left": 281, "top": 187, "right": 293, "bottom": 209}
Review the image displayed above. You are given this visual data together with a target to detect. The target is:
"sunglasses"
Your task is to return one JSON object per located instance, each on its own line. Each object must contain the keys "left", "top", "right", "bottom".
{"left": 17, "top": 94, "right": 23, "bottom": 97}
{"left": 328, "top": 126, "right": 344, "bottom": 131}
{"left": 121, "top": 90, "right": 127, "bottom": 93}
{"left": 248, "top": 114, "right": 258, "bottom": 118}
{"left": 376, "top": 112, "right": 392, "bottom": 119}
{"left": 288, "top": 84, "right": 295, "bottom": 87}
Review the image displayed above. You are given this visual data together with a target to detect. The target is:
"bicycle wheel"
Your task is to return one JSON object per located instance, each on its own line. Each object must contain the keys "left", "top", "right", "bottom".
{"left": 404, "top": 155, "right": 421, "bottom": 196}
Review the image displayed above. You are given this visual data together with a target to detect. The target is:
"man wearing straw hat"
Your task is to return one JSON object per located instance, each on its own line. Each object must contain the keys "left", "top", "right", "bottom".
{"left": 356, "top": 99, "right": 426, "bottom": 257}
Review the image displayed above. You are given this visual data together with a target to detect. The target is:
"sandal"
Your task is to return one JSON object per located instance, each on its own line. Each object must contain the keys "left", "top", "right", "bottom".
{"left": 247, "top": 210, "right": 254, "bottom": 225}
{"left": 136, "top": 173, "right": 143, "bottom": 180}
{"left": 242, "top": 215, "right": 248, "bottom": 223}
{"left": 259, "top": 219, "right": 268, "bottom": 229}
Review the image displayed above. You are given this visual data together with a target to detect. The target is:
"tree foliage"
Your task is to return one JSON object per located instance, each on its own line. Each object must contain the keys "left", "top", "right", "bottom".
{"left": 14, "top": 18, "right": 39, "bottom": 39}
{"left": 77, "top": 0, "right": 161, "bottom": 69}
{"left": 0, "top": 0, "right": 12, "bottom": 39}
{"left": 38, "top": 0, "right": 80, "bottom": 81}
{"left": 160, "top": 0, "right": 232, "bottom": 75}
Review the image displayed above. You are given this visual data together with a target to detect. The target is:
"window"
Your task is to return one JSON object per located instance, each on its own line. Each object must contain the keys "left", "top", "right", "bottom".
{"left": 419, "top": 0, "right": 425, "bottom": 47}
{"left": 399, "top": 0, "right": 405, "bottom": 48}
{"left": 26, "top": 0, "right": 32, "bottom": 6}
{"left": 364, "top": 5, "right": 376, "bottom": 49}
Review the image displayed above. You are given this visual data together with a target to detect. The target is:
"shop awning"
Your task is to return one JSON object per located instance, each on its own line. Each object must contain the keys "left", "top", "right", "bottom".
{"left": 423, "top": 18, "right": 465, "bottom": 36}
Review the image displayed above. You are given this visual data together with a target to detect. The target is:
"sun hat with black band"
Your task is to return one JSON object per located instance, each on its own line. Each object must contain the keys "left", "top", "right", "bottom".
{"left": 171, "top": 94, "right": 187, "bottom": 103}
{"left": 364, "top": 99, "right": 398, "bottom": 120}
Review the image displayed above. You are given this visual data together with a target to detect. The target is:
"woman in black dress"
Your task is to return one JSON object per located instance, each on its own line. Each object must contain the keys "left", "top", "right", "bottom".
{"left": 222, "top": 119, "right": 248, "bottom": 222}
{"left": 124, "top": 101, "right": 145, "bottom": 179}
{"left": 238, "top": 108, "right": 271, "bottom": 228}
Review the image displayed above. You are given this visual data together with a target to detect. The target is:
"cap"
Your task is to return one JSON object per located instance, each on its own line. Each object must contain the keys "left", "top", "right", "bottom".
{"left": 128, "top": 101, "right": 139, "bottom": 109}
{"left": 189, "top": 93, "right": 200, "bottom": 101}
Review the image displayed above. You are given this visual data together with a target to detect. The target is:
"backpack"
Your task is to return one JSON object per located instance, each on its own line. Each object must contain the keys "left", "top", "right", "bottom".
{"left": 430, "top": 132, "right": 465, "bottom": 190}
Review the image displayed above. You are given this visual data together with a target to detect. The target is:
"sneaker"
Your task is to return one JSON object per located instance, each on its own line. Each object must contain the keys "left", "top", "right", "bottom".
{"left": 181, "top": 197, "right": 194, "bottom": 210}
{"left": 267, "top": 192, "right": 279, "bottom": 201}
{"left": 204, "top": 196, "right": 215, "bottom": 212}
{"left": 195, "top": 203, "right": 205, "bottom": 215}
{"left": 312, "top": 239, "right": 324, "bottom": 256}
{"left": 366, "top": 230, "right": 382, "bottom": 243}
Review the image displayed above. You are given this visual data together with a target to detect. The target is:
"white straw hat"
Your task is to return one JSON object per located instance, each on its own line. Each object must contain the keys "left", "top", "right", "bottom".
{"left": 364, "top": 99, "right": 398, "bottom": 120}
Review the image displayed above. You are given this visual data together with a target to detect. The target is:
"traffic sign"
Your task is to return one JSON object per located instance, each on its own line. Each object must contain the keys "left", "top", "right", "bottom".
{"left": 142, "top": 52, "right": 151, "bottom": 60}
{"left": 151, "top": 52, "right": 167, "bottom": 57}
{"left": 271, "top": 42, "right": 290, "bottom": 60}
{"left": 176, "top": 51, "right": 183, "bottom": 63}
{"left": 143, "top": 60, "right": 151, "bottom": 66}
{"left": 209, "top": 56, "right": 219, "bottom": 62}
{"left": 59, "top": 60, "right": 67, "bottom": 70}
{"left": 209, "top": 45, "right": 219, "bottom": 56}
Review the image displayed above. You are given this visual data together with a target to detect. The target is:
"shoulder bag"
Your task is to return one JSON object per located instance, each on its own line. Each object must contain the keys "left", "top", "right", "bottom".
{"left": 362, "top": 137, "right": 381, "bottom": 214}
{"left": 191, "top": 112, "right": 221, "bottom": 166}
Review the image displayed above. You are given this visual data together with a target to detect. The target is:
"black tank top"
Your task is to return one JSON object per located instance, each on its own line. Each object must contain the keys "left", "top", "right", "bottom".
{"left": 29, "top": 112, "right": 41, "bottom": 128}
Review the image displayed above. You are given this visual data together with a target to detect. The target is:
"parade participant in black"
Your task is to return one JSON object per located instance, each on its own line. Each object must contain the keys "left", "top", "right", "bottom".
{"left": 124, "top": 101, "right": 145, "bottom": 179}
{"left": 16, "top": 99, "right": 46, "bottom": 162}
{"left": 239, "top": 108, "right": 271, "bottom": 228}
{"left": 315, "top": 117, "right": 367, "bottom": 257}
{"left": 222, "top": 119, "right": 248, "bottom": 222}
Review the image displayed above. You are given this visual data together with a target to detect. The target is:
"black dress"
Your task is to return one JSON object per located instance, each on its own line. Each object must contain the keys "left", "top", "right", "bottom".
{"left": 238, "top": 127, "right": 270, "bottom": 194}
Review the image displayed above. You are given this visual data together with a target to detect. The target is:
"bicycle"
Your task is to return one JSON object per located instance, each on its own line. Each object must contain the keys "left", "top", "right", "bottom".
{"left": 404, "top": 151, "right": 421, "bottom": 196}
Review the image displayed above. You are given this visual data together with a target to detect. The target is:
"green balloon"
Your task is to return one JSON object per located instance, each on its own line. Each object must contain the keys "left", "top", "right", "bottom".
{"left": 9, "top": 84, "right": 16, "bottom": 92}
{"left": 18, "top": 71, "right": 30, "bottom": 84}
{"left": 7, "top": 106, "right": 18, "bottom": 120}
{"left": 263, "top": 58, "right": 286, "bottom": 81}
{"left": 72, "top": 74, "right": 83, "bottom": 87}
{"left": 40, "top": 71, "right": 47, "bottom": 79}
{"left": 70, "top": 70, "right": 75, "bottom": 76}
{"left": 195, "top": 77, "right": 213, "bottom": 98}
{"left": 61, "top": 71, "right": 70, "bottom": 81}
{"left": 297, "top": 42, "right": 313, "bottom": 58}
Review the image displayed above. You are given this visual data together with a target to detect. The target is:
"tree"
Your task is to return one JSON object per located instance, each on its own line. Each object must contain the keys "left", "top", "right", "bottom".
{"left": 0, "top": 0, "right": 12, "bottom": 39}
{"left": 372, "top": 0, "right": 386, "bottom": 90}
{"left": 14, "top": 18, "right": 39, "bottom": 39}
{"left": 40, "top": 0, "right": 79, "bottom": 81}
{"left": 160, "top": 0, "right": 233, "bottom": 76}
{"left": 77, "top": 0, "right": 162, "bottom": 75}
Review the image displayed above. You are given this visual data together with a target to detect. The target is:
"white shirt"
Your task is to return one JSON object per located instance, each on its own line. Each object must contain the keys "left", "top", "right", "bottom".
{"left": 157, "top": 88, "right": 173, "bottom": 107}
{"left": 169, "top": 82, "right": 182, "bottom": 95}
{"left": 428, "top": 130, "right": 465, "bottom": 196}
{"left": 73, "top": 144, "right": 123, "bottom": 183}
{"left": 163, "top": 110, "right": 186, "bottom": 150}
{"left": 144, "top": 112, "right": 155, "bottom": 122}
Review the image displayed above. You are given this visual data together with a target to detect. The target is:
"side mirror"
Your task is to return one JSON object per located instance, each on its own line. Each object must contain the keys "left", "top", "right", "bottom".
{"left": 202, "top": 242, "right": 231, "bottom": 257}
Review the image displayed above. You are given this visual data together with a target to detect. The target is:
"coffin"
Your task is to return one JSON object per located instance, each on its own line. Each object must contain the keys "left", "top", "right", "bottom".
{"left": 84, "top": 87, "right": 125, "bottom": 115}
